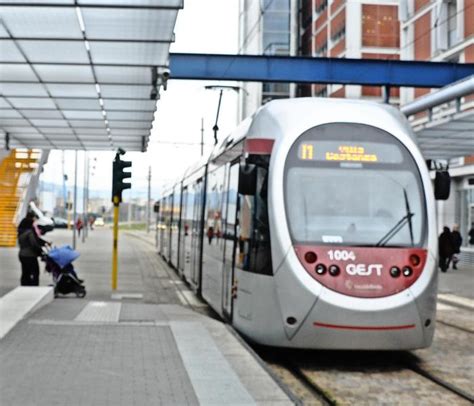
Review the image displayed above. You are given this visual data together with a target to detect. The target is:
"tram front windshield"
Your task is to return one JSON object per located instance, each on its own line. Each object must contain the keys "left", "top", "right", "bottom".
{"left": 284, "top": 123, "right": 426, "bottom": 247}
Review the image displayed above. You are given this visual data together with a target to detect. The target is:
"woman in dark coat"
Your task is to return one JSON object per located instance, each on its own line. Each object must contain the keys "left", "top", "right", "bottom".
{"left": 438, "top": 226, "right": 454, "bottom": 273}
{"left": 17, "top": 214, "right": 47, "bottom": 286}
{"left": 450, "top": 224, "right": 462, "bottom": 270}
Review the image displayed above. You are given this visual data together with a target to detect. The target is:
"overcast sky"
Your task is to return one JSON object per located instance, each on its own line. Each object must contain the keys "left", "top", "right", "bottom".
{"left": 41, "top": 0, "right": 240, "bottom": 200}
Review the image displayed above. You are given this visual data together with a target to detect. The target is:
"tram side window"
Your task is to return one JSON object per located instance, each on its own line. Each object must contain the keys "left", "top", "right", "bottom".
{"left": 238, "top": 164, "right": 272, "bottom": 275}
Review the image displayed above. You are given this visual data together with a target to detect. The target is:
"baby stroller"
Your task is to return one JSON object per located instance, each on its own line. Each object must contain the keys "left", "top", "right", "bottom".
{"left": 44, "top": 245, "right": 86, "bottom": 298}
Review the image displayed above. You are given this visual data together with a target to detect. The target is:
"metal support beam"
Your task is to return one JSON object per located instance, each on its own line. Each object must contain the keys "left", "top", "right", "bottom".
{"left": 169, "top": 53, "right": 474, "bottom": 88}
{"left": 401, "top": 75, "right": 474, "bottom": 116}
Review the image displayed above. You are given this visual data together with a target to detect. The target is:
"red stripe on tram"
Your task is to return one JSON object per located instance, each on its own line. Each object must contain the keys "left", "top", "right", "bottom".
{"left": 313, "top": 322, "right": 416, "bottom": 331}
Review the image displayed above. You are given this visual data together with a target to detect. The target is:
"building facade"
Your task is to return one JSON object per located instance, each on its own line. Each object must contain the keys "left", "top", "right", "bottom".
{"left": 300, "top": 0, "right": 401, "bottom": 102}
{"left": 237, "top": 0, "right": 474, "bottom": 249}
{"left": 238, "top": 0, "right": 292, "bottom": 119}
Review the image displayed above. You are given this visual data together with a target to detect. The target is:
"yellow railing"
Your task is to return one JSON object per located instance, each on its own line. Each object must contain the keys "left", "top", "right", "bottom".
{"left": 0, "top": 149, "right": 40, "bottom": 247}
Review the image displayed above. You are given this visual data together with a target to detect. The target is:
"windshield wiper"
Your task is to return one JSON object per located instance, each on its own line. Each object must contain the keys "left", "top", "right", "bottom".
{"left": 376, "top": 189, "right": 415, "bottom": 247}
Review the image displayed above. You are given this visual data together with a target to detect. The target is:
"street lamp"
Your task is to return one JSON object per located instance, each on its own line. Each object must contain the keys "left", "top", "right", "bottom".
{"left": 204, "top": 85, "right": 248, "bottom": 145}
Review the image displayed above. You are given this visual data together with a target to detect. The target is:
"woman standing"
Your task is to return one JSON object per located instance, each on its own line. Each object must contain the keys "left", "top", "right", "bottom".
{"left": 438, "top": 226, "right": 454, "bottom": 273}
{"left": 17, "top": 213, "right": 48, "bottom": 286}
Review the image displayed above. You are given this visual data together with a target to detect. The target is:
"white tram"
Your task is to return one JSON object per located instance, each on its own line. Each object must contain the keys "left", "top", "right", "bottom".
{"left": 156, "top": 98, "right": 449, "bottom": 350}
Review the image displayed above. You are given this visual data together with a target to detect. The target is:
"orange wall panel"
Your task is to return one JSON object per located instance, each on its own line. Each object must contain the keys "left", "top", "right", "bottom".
{"left": 466, "top": 45, "right": 474, "bottom": 63}
{"left": 331, "top": 9, "right": 345, "bottom": 33}
{"left": 330, "top": 39, "right": 345, "bottom": 56}
{"left": 315, "top": 29, "right": 328, "bottom": 50}
{"left": 415, "top": 0, "right": 431, "bottom": 12}
{"left": 414, "top": 13, "right": 431, "bottom": 60}
{"left": 330, "top": 87, "right": 346, "bottom": 98}
{"left": 331, "top": 0, "right": 345, "bottom": 14}
{"left": 361, "top": 53, "right": 400, "bottom": 97}
{"left": 315, "top": 9, "right": 328, "bottom": 29}
{"left": 362, "top": 5, "right": 400, "bottom": 48}
{"left": 415, "top": 88, "right": 430, "bottom": 98}
{"left": 466, "top": 0, "right": 474, "bottom": 37}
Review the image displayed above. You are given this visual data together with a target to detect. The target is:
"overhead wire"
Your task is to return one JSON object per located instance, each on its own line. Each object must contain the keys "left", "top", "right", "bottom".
{"left": 399, "top": 3, "right": 473, "bottom": 53}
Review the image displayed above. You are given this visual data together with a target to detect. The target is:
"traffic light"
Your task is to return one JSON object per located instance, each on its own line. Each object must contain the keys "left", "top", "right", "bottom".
{"left": 112, "top": 155, "right": 132, "bottom": 204}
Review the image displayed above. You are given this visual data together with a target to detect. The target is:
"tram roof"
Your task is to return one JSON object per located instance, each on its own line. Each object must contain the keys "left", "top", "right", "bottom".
{"left": 0, "top": 0, "right": 182, "bottom": 151}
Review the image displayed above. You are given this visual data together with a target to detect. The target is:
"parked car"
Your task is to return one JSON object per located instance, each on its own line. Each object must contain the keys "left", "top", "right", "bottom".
{"left": 94, "top": 217, "right": 105, "bottom": 227}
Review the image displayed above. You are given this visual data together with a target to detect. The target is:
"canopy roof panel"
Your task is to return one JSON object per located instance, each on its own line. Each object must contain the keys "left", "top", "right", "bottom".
{"left": 414, "top": 109, "right": 474, "bottom": 160}
{"left": 0, "top": 0, "right": 182, "bottom": 151}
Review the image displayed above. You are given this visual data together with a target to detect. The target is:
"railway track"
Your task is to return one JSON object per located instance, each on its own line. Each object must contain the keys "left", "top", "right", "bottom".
{"left": 131, "top": 234, "right": 473, "bottom": 405}
{"left": 259, "top": 348, "right": 474, "bottom": 405}
{"left": 253, "top": 296, "right": 474, "bottom": 405}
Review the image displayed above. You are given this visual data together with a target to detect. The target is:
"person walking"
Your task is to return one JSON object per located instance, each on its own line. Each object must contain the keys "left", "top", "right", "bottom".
{"left": 17, "top": 214, "right": 48, "bottom": 286}
{"left": 449, "top": 224, "right": 462, "bottom": 270}
{"left": 438, "top": 226, "right": 454, "bottom": 273}
{"left": 76, "top": 217, "right": 84, "bottom": 237}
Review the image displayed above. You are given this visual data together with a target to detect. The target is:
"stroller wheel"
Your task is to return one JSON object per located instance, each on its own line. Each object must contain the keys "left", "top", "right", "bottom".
{"left": 76, "top": 288, "right": 86, "bottom": 298}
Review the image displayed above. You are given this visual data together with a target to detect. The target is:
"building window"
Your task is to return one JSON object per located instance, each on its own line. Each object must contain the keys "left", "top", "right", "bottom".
{"left": 362, "top": 5, "right": 400, "bottom": 48}
{"left": 331, "top": 27, "right": 345, "bottom": 42}
{"left": 315, "top": 0, "right": 328, "bottom": 14}
{"left": 447, "top": 0, "right": 458, "bottom": 47}
{"left": 315, "top": 42, "right": 328, "bottom": 55}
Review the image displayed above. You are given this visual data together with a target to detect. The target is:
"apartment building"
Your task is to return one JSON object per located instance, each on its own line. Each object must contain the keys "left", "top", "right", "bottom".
{"left": 238, "top": 0, "right": 292, "bottom": 119}
{"left": 300, "top": 0, "right": 401, "bottom": 101}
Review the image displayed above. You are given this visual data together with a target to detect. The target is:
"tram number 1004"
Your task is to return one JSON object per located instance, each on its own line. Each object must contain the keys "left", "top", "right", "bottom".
{"left": 328, "top": 250, "right": 356, "bottom": 261}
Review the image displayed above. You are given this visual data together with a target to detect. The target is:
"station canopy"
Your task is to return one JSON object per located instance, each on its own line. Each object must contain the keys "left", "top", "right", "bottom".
{"left": 0, "top": 0, "right": 182, "bottom": 151}
{"left": 413, "top": 109, "right": 474, "bottom": 160}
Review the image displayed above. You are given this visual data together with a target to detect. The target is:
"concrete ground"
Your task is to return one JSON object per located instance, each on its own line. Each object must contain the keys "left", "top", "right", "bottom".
{"left": 0, "top": 228, "right": 292, "bottom": 406}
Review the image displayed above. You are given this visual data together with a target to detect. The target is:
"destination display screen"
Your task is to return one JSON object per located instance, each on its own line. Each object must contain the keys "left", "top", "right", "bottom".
{"left": 298, "top": 141, "right": 403, "bottom": 164}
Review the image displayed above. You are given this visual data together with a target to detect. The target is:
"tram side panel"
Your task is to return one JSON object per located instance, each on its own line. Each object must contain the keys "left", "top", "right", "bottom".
{"left": 230, "top": 159, "right": 285, "bottom": 338}
{"left": 201, "top": 164, "right": 227, "bottom": 315}
{"left": 178, "top": 185, "right": 190, "bottom": 277}
{"left": 170, "top": 184, "right": 181, "bottom": 269}
{"left": 156, "top": 199, "right": 163, "bottom": 255}
{"left": 182, "top": 183, "right": 194, "bottom": 282}
{"left": 189, "top": 172, "right": 206, "bottom": 290}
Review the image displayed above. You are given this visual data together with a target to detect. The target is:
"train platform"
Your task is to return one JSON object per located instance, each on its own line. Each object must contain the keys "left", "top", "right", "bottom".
{"left": 0, "top": 228, "right": 292, "bottom": 406}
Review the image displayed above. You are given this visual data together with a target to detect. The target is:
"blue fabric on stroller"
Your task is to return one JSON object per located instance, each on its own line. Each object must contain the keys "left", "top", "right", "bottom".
{"left": 45, "top": 245, "right": 86, "bottom": 298}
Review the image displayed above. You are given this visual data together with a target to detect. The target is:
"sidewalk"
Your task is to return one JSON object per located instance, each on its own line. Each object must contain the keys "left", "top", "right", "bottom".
{"left": 0, "top": 228, "right": 292, "bottom": 406}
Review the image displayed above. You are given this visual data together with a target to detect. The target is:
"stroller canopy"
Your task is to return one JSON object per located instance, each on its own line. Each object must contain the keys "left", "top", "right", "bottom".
{"left": 48, "top": 245, "right": 80, "bottom": 269}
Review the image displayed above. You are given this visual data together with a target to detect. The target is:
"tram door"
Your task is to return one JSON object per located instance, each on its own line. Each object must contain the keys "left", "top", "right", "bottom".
{"left": 191, "top": 179, "right": 203, "bottom": 287}
{"left": 222, "top": 163, "right": 239, "bottom": 319}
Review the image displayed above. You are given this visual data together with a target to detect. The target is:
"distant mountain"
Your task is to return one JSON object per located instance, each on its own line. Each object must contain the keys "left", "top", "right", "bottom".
{"left": 39, "top": 181, "right": 163, "bottom": 200}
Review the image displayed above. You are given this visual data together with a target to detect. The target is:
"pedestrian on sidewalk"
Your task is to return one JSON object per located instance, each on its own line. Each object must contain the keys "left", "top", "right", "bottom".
{"left": 17, "top": 213, "right": 49, "bottom": 286}
{"left": 449, "top": 224, "right": 462, "bottom": 270}
{"left": 438, "top": 226, "right": 454, "bottom": 273}
{"left": 76, "top": 217, "right": 84, "bottom": 237}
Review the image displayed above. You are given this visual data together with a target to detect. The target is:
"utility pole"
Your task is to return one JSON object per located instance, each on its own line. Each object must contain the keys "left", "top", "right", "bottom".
{"left": 200, "top": 118, "right": 204, "bottom": 156}
{"left": 82, "top": 151, "right": 87, "bottom": 243}
{"left": 147, "top": 166, "right": 151, "bottom": 233}
{"left": 72, "top": 150, "right": 78, "bottom": 249}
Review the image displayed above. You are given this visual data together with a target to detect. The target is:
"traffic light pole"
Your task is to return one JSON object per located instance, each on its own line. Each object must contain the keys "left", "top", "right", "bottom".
{"left": 112, "top": 195, "right": 119, "bottom": 290}
{"left": 111, "top": 150, "right": 132, "bottom": 291}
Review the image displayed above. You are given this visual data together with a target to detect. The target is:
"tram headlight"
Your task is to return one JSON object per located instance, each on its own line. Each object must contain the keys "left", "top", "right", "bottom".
{"left": 390, "top": 266, "right": 401, "bottom": 278}
{"left": 402, "top": 266, "right": 413, "bottom": 277}
{"left": 328, "top": 265, "right": 340, "bottom": 276}
{"left": 315, "top": 264, "right": 326, "bottom": 275}
{"left": 305, "top": 251, "right": 317, "bottom": 264}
